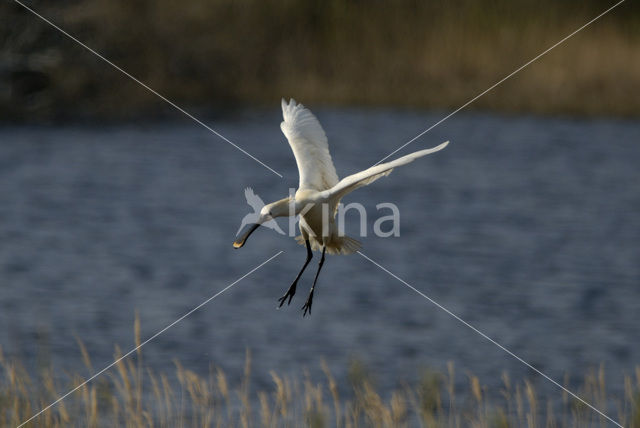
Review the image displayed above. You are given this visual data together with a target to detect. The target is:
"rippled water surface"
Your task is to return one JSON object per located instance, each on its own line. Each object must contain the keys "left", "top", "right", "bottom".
{"left": 1, "top": 109, "right": 639, "bottom": 403}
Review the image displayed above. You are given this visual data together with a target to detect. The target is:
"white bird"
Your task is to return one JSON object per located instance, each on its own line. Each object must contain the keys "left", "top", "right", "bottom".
{"left": 234, "top": 99, "right": 449, "bottom": 316}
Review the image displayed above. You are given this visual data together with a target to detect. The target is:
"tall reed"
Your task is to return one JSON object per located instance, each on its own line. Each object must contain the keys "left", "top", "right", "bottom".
{"left": 1, "top": 324, "right": 638, "bottom": 427}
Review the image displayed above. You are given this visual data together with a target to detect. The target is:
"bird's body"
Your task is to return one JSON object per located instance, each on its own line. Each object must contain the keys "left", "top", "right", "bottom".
{"left": 293, "top": 188, "right": 361, "bottom": 255}
{"left": 234, "top": 99, "right": 449, "bottom": 315}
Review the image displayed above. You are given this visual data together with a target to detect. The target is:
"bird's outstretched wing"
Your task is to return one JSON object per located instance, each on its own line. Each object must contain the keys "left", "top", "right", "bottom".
{"left": 244, "top": 187, "right": 265, "bottom": 212}
{"left": 320, "top": 141, "right": 449, "bottom": 207}
{"left": 281, "top": 98, "right": 339, "bottom": 191}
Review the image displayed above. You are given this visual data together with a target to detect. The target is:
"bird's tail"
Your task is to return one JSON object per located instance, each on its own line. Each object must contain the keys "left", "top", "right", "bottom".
{"left": 295, "top": 235, "right": 361, "bottom": 255}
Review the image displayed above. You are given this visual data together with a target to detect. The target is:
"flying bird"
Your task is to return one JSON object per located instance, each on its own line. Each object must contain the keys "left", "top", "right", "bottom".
{"left": 235, "top": 187, "right": 285, "bottom": 237}
{"left": 234, "top": 99, "right": 449, "bottom": 316}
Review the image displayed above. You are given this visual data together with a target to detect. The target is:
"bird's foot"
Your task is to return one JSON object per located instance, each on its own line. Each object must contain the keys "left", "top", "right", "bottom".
{"left": 301, "top": 288, "right": 315, "bottom": 317}
{"left": 277, "top": 282, "right": 297, "bottom": 307}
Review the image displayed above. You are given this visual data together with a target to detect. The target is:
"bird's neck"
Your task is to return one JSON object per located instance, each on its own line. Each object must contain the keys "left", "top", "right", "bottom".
{"left": 267, "top": 197, "right": 295, "bottom": 218}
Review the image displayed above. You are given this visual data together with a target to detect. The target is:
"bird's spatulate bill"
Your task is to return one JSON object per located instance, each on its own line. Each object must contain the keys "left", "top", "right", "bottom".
{"left": 233, "top": 223, "right": 260, "bottom": 248}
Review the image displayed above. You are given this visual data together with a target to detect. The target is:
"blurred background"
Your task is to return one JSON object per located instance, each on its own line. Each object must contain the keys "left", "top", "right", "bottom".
{"left": 2, "top": 0, "right": 640, "bottom": 119}
{"left": 1, "top": 0, "right": 639, "bottom": 426}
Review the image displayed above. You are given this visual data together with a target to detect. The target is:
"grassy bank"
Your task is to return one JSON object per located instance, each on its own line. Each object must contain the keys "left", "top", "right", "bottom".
{"left": 1, "top": 321, "right": 639, "bottom": 427}
{"left": 2, "top": 0, "right": 640, "bottom": 120}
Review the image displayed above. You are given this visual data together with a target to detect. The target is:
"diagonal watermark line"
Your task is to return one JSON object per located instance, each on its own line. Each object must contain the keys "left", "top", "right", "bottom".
{"left": 357, "top": 250, "right": 624, "bottom": 428}
{"left": 373, "top": 0, "right": 626, "bottom": 166}
{"left": 13, "top": 0, "right": 283, "bottom": 178}
{"left": 17, "top": 251, "right": 284, "bottom": 428}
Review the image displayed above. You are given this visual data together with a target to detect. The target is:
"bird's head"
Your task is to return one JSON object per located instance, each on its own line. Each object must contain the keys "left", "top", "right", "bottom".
{"left": 233, "top": 197, "right": 292, "bottom": 249}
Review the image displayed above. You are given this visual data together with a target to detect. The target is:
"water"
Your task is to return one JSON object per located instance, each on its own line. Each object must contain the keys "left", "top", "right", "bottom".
{"left": 1, "top": 109, "right": 639, "bottom": 407}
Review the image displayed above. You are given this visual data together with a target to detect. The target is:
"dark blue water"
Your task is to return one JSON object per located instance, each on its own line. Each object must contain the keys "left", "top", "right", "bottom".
{"left": 1, "top": 109, "right": 639, "bottom": 407}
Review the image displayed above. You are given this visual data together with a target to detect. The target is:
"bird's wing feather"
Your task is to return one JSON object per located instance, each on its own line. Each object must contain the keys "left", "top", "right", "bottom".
{"left": 321, "top": 141, "right": 449, "bottom": 205}
{"left": 281, "top": 98, "right": 339, "bottom": 191}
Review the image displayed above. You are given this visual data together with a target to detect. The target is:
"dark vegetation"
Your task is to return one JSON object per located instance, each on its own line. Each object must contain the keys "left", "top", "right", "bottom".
{"left": 2, "top": 0, "right": 639, "bottom": 121}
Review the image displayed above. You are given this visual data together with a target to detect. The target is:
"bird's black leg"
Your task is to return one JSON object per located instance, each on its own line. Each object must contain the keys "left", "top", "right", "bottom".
{"left": 302, "top": 246, "right": 326, "bottom": 317}
{"left": 278, "top": 240, "right": 312, "bottom": 307}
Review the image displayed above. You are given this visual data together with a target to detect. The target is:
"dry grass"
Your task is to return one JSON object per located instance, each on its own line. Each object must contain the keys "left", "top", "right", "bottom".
{"left": 1, "top": 321, "right": 639, "bottom": 427}
{"left": 2, "top": 0, "right": 640, "bottom": 120}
